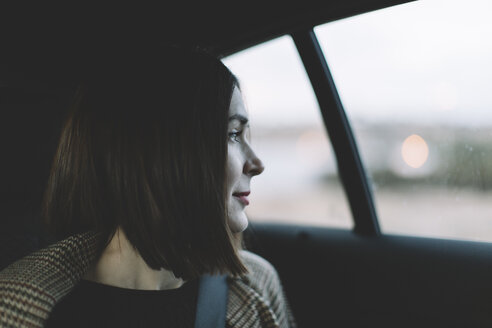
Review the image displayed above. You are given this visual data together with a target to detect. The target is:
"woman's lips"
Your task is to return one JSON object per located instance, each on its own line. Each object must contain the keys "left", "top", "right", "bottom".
{"left": 233, "top": 191, "right": 250, "bottom": 205}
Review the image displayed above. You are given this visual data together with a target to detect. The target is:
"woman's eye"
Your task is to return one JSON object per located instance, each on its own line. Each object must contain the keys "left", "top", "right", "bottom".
{"left": 228, "top": 130, "right": 243, "bottom": 143}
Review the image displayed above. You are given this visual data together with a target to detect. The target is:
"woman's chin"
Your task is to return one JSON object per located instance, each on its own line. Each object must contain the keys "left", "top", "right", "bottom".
{"left": 228, "top": 214, "right": 248, "bottom": 233}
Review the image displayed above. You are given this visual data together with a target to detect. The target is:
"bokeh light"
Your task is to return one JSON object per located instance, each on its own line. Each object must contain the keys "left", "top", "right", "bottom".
{"left": 401, "top": 134, "right": 429, "bottom": 168}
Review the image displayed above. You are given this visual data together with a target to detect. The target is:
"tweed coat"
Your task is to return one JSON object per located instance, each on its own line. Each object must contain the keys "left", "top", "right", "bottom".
{"left": 0, "top": 231, "right": 296, "bottom": 328}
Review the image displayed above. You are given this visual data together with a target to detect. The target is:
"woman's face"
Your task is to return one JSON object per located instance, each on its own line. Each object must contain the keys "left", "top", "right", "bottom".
{"left": 226, "top": 87, "right": 264, "bottom": 233}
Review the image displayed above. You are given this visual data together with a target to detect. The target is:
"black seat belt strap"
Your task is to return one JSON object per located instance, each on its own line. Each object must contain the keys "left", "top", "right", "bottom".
{"left": 194, "top": 274, "right": 229, "bottom": 328}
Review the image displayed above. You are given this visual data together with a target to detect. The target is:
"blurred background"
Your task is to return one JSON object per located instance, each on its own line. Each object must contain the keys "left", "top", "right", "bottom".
{"left": 223, "top": 0, "right": 492, "bottom": 242}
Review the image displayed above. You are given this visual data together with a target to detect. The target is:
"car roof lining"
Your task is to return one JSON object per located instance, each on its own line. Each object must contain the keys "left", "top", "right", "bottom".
{"left": 2, "top": 0, "right": 414, "bottom": 83}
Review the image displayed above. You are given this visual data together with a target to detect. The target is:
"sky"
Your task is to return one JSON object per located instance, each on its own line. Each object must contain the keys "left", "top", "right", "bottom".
{"left": 223, "top": 0, "right": 492, "bottom": 128}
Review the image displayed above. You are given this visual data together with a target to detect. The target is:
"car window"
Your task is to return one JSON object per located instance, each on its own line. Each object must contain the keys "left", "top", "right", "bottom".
{"left": 315, "top": 0, "right": 492, "bottom": 241}
{"left": 223, "top": 36, "right": 352, "bottom": 228}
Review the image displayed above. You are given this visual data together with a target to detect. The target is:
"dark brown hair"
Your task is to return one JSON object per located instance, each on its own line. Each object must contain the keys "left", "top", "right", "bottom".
{"left": 42, "top": 47, "right": 246, "bottom": 280}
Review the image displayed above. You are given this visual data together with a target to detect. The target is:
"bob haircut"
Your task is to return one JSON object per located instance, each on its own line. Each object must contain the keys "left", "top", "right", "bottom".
{"left": 42, "top": 46, "right": 247, "bottom": 280}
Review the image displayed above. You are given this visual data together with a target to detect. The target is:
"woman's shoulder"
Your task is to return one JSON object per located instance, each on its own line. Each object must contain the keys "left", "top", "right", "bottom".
{"left": 234, "top": 250, "right": 282, "bottom": 299}
{"left": 227, "top": 250, "right": 296, "bottom": 328}
{"left": 238, "top": 250, "right": 278, "bottom": 278}
{"left": 0, "top": 232, "right": 101, "bottom": 328}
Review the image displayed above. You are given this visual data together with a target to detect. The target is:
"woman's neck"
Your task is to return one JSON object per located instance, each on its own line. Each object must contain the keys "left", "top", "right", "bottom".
{"left": 83, "top": 228, "right": 185, "bottom": 290}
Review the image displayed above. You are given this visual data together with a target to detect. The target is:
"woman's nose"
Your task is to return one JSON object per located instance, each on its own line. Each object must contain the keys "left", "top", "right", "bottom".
{"left": 244, "top": 153, "right": 265, "bottom": 176}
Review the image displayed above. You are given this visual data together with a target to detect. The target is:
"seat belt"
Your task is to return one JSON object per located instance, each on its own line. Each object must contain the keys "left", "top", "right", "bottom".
{"left": 194, "top": 274, "right": 229, "bottom": 328}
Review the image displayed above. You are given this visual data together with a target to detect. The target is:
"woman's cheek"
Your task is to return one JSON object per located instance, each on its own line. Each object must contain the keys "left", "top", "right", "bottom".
{"left": 227, "top": 146, "right": 244, "bottom": 180}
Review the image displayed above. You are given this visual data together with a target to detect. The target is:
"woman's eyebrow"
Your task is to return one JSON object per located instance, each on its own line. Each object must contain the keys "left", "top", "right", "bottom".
{"left": 229, "top": 114, "right": 248, "bottom": 125}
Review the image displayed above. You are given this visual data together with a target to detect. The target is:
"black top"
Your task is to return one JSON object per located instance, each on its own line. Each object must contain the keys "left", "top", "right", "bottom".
{"left": 46, "top": 278, "right": 199, "bottom": 328}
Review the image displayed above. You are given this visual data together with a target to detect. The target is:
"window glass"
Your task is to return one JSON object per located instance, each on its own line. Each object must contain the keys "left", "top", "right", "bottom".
{"left": 223, "top": 36, "right": 352, "bottom": 228}
{"left": 315, "top": 0, "right": 492, "bottom": 241}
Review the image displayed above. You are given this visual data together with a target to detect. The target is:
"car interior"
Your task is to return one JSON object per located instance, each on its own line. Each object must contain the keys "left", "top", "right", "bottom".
{"left": 2, "top": 0, "right": 492, "bottom": 326}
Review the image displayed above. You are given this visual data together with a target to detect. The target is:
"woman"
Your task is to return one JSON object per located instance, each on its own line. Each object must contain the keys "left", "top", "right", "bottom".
{"left": 0, "top": 47, "right": 296, "bottom": 328}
